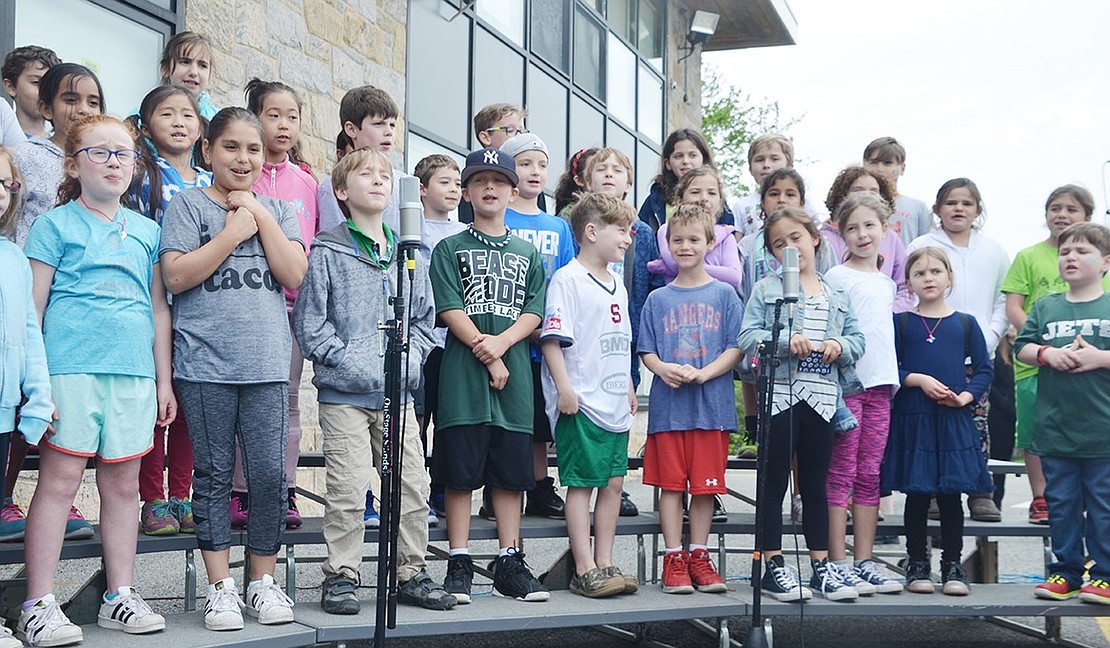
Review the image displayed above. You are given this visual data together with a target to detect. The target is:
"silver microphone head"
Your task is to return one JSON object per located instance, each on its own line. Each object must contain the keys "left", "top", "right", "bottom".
{"left": 399, "top": 175, "right": 422, "bottom": 247}
{"left": 781, "top": 246, "right": 800, "bottom": 303}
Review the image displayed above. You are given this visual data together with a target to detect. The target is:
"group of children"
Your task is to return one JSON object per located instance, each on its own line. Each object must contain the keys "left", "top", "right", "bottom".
{"left": 0, "top": 27, "right": 1107, "bottom": 648}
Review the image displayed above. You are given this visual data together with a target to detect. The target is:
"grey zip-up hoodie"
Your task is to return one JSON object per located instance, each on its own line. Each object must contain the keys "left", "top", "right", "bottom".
{"left": 292, "top": 222, "right": 435, "bottom": 409}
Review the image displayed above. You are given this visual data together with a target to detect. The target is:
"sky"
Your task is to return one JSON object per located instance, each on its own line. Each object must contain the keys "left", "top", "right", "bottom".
{"left": 705, "top": 0, "right": 1110, "bottom": 257}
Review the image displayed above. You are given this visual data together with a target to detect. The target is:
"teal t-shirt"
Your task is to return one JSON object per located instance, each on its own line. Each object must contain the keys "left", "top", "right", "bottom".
{"left": 1015, "top": 292, "right": 1110, "bottom": 458}
{"left": 429, "top": 228, "right": 546, "bottom": 434}
{"left": 23, "top": 201, "right": 161, "bottom": 378}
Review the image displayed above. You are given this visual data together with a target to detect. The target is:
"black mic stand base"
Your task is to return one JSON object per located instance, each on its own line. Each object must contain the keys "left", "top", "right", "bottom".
{"left": 744, "top": 623, "right": 772, "bottom": 648}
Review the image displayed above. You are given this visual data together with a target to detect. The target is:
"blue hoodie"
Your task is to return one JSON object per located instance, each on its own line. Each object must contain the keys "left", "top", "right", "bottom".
{"left": 0, "top": 237, "right": 52, "bottom": 443}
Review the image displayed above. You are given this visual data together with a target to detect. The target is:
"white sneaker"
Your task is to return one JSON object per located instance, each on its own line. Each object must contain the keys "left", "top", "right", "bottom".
{"left": 0, "top": 624, "right": 24, "bottom": 648}
{"left": 97, "top": 586, "right": 166, "bottom": 634}
{"left": 17, "top": 594, "right": 83, "bottom": 647}
{"left": 245, "top": 574, "right": 295, "bottom": 625}
{"left": 204, "top": 578, "right": 245, "bottom": 631}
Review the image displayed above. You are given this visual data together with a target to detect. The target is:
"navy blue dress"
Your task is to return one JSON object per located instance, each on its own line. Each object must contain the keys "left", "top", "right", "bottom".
{"left": 882, "top": 312, "right": 994, "bottom": 495}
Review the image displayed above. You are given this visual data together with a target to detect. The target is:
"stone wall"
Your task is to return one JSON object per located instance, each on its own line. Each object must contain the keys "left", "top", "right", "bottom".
{"left": 665, "top": 2, "right": 705, "bottom": 133}
{"left": 184, "top": 0, "right": 408, "bottom": 173}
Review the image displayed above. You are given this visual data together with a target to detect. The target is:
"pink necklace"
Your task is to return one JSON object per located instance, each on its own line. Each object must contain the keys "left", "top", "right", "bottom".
{"left": 917, "top": 311, "right": 942, "bottom": 344}
{"left": 78, "top": 196, "right": 127, "bottom": 239}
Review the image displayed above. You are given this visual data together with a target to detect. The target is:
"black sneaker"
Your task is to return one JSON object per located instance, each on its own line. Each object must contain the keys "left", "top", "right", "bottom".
{"left": 492, "top": 550, "right": 550, "bottom": 601}
{"left": 525, "top": 477, "right": 565, "bottom": 519}
{"left": 619, "top": 491, "right": 639, "bottom": 517}
{"left": 478, "top": 488, "right": 495, "bottom": 520}
{"left": 444, "top": 555, "right": 474, "bottom": 604}
{"left": 760, "top": 555, "right": 812, "bottom": 602}
{"left": 320, "top": 575, "right": 360, "bottom": 615}
{"left": 398, "top": 570, "right": 458, "bottom": 610}
{"left": 940, "top": 560, "right": 969, "bottom": 596}
{"left": 904, "top": 558, "right": 934, "bottom": 594}
{"left": 712, "top": 495, "right": 727, "bottom": 522}
{"left": 808, "top": 558, "right": 858, "bottom": 601}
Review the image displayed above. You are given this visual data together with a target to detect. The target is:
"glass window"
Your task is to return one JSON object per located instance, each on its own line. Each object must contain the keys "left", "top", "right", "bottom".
{"left": 638, "top": 0, "right": 664, "bottom": 72}
{"left": 475, "top": 0, "right": 524, "bottom": 47}
{"left": 606, "top": 33, "right": 635, "bottom": 128}
{"left": 526, "top": 65, "right": 568, "bottom": 193}
{"left": 637, "top": 65, "right": 663, "bottom": 145}
{"left": 607, "top": 0, "right": 636, "bottom": 44}
{"left": 572, "top": 5, "right": 604, "bottom": 100}
{"left": 408, "top": 0, "right": 471, "bottom": 149}
{"left": 15, "top": 0, "right": 162, "bottom": 113}
{"left": 472, "top": 28, "right": 525, "bottom": 148}
{"left": 606, "top": 122, "right": 636, "bottom": 175}
{"left": 637, "top": 141, "right": 660, "bottom": 207}
{"left": 530, "top": 0, "right": 569, "bottom": 74}
{"left": 569, "top": 94, "right": 604, "bottom": 154}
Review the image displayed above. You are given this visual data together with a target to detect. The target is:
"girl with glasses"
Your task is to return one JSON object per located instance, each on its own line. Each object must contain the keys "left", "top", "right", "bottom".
{"left": 18, "top": 114, "right": 175, "bottom": 646}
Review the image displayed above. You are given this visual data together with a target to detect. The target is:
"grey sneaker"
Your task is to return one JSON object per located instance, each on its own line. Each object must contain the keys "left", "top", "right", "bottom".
{"left": 568, "top": 567, "right": 625, "bottom": 599}
{"left": 833, "top": 560, "right": 875, "bottom": 596}
{"left": 321, "top": 574, "right": 360, "bottom": 615}
{"left": 808, "top": 558, "right": 858, "bottom": 602}
{"left": 941, "top": 560, "right": 970, "bottom": 596}
{"left": 398, "top": 571, "right": 457, "bottom": 610}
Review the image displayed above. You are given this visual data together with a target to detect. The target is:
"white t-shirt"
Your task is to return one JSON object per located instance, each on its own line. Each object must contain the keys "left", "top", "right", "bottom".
{"left": 540, "top": 258, "right": 633, "bottom": 433}
{"left": 825, "top": 265, "right": 899, "bottom": 389}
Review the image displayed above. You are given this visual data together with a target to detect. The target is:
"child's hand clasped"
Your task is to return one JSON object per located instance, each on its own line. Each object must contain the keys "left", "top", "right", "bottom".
{"left": 656, "top": 362, "right": 696, "bottom": 389}
{"left": 486, "top": 358, "right": 509, "bottom": 390}
{"left": 225, "top": 206, "right": 258, "bottom": 243}
{"left": 471, "top": 333, "right": 511, "bottom": 364}
{"left": 789, "top": 332, "right": 814, "bottom": 359}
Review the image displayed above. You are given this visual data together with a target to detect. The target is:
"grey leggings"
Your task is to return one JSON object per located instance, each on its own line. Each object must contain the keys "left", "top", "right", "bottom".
{"left": 176, "top": 380, "right": 288, "bottom": 555}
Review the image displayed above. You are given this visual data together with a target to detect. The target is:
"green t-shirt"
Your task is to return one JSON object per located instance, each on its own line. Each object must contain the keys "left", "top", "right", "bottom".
{"left": 429, "top": 228, "right": 547, "bottom": 433}
{"left": 1014, "top": 292, "right": 1110, "bottom": 458}
{"left": 1001, "top": 241, "right": 1110, "bottom": 380}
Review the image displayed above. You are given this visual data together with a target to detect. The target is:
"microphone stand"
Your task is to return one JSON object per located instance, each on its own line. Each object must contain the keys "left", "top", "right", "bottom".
{"left": 373, "top": 244, "right": 417, "bottom": 648}
{"left": 745, "top": 297, "right": 790, "bottom": 648}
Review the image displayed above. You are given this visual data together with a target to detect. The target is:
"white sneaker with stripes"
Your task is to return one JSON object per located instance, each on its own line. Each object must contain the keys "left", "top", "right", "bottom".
{"left": 97, "top": 586, "right": 166, "bottom": 634}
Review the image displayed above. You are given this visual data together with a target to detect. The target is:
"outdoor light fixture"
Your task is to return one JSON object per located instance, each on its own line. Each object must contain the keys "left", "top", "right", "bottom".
{"left": 687, "top": 10, "right": 720, "bottom": 46}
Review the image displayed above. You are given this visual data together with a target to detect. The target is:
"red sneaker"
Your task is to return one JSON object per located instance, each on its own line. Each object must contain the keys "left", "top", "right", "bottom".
{"left": 1028, "top": 496, "right": 1049, "bottom": 525}
{"left": 662, "top": 551, "right": 694, "bottom": 594}
{"left": 1079, "top": 579, "right": 1110, "bottom": 605}
{"left": 688, "top": 548, "right": 727, "bottom": 593}
{"left": 1034, "top": 574, "right": 1080, "bottom": 600}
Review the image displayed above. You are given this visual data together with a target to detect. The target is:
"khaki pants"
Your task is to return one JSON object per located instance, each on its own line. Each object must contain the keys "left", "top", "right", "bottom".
{"left": 318, "top": 403, "right": 430, "bottom": 582}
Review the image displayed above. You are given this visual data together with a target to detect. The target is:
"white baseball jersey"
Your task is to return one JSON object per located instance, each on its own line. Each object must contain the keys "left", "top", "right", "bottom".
{"left": 540, "top": 258, "right": 633, "bottom": 433}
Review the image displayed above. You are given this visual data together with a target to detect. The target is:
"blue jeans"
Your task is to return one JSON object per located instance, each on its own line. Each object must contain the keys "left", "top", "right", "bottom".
{"left": 1042, "top": 456, "right": 1110, "bottom": 583}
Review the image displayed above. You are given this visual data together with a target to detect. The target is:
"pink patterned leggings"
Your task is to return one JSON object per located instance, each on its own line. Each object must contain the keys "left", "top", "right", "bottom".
{"left": 826, "top": 385, "right": 892, "bottom": 508}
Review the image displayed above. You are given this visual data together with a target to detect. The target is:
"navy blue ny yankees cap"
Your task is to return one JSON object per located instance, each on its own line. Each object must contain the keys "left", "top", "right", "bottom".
{"left": 461, "top": 147, "right": 519, "bottom": 187}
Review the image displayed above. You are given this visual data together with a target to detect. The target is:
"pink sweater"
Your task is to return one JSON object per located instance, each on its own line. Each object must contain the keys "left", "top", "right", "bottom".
{"left": 647, "top": 223, "right": 743, "bottom": 294}
{"left": 253, "top": 155, "right": 320, "bottom": 308}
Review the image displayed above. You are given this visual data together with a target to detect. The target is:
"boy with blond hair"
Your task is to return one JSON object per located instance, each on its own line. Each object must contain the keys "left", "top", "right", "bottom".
{"left": 293, "top": 148, "right": 455, "bottom": 615}
{"left": 730, "top": 133, "right": 821, "bottom": 235}
{"left": 541, "top": 193, "right": 639, "bottom": 598}
{"left": 639, "top": 203, "right": 743, "bottom": 594}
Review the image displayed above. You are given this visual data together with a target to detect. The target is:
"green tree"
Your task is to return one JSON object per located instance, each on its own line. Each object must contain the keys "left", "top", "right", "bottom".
{"left": 701, "top": 65, "right": 802, "bottom": 198}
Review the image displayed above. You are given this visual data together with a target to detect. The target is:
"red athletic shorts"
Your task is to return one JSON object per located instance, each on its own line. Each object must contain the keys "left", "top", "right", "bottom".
{"left": 642, "top": 429, "right": 729, "bottom": 495}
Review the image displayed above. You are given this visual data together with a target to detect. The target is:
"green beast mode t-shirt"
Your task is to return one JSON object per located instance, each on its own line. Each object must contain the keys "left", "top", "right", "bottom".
{"left": 1002, "top": 241, "right": 1110, "bottom": 381}
{"left": 1015, "top": 292, "right": 1110, "bottom": 458}
{"left": 429, "top": 229, "right": 546, "bottom": 433}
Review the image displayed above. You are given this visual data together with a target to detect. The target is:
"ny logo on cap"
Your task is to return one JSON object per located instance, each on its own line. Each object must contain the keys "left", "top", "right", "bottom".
{"left": 484, "top": 150, "right": 499, "bottom": 165}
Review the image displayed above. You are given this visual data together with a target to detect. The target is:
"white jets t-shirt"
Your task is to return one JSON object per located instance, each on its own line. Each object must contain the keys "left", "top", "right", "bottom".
{"left": 540, "top": 259, "right": 633, "bottom": 433}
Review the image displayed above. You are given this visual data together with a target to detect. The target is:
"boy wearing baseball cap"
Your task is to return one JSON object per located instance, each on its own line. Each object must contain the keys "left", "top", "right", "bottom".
{"left": 429, "top": 148, "right": 550, "bottom": 603}
{"left": 500, "top": 132, "right": 574, "bottom": 521}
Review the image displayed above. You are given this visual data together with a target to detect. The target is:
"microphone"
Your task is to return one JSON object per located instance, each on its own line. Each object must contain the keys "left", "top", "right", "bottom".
{"left": 781, "top": 246, "right": 800, "bottom": 324}
{"left": 398, "top": 176, "right": 422, "bottom": 278}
